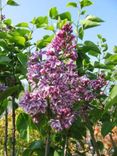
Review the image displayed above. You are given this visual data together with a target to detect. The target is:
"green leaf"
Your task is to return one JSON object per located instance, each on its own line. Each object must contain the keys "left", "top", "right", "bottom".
{"left": 16, "top": 113, "right": 29, "bottom": 139}
{"left": 0, "top": 32, "right": 7, "bottom": 39}
{"left": 81, "top": 15, "right": 103, "bottom": 29}
{"left": 105, "top": 54, "right": 117, "bottom": 65}
{"left": 35, "top": 16, "right": 48, "bottom": 28}
{"left": 86, "top": 15, "right": 104, "bottom": 22}
{"left": 56, "top": 12, "right": 71, "bottom": 21}
{"left": 76, "top": 48, "right": 90, "bottom": 72}
{"left": 0, "top": 40, "right": 7, "bottom": 49}
{"left": 80, "top": 10, "right": 87, "bottom": 15}
{"left": 54, "top": 151, "right": 59, "bottom": 156}
{"left": 113, "top": 46, "right": 117, "bottom": 53}
{"left": 0, "top": 99, "right": 8, "bottom": 115}
{"left": 17, "top": 53, "right": 28, "bottom": 74}
{"left": 23, "top": 140, "right": 44, "bottom": 156}
{"left": 96, "top": 141, "right": 104, "bottom": 151}
{"left": 102, "top": 43, "right": 108, "bottom": 51}
{"left": 104, "top": 53, "right": 112, "bottom": 59}
{"left": 90, "top": 108, "right": 103, "bottom": 123}
{"left": 113, "top": 70, "right": 117, "bottom": 80}
{"left": 78, "top": 27, "right": 84, "bottom": 40}
{"left": 97, "top": 34, "right": 102, "bottom": 39}
{"left": 12, "top": 36, "right": 26, "bottom": 46}
{"left": 102, "top": 38, "right": 106, "bottom": 43}
{"left": 22, "top": 149, "right": 31, "bottom": 156}
{"left": 37, "top": 35, "right": 54, "bottom": 49}
{"left": 44, "top": 25, "right": 55, "bottom": 31}
{"left": 101, "top": 112, "right": 110, "bottom": 123}
{"left": 57, "top": 19, "right": 68, "bottom": 29}
{"left": 15, "top": 29, "right": 30, "bottom": 36}
{"left": 31, "top": 17, "right": 36, "bottom": 24}
{"left": 4, "top": 19, "right": 12, "bottom": 26}
{"left": 0, "top": 85, "right": 20, "bottom": 101}
{"left": 81, "top": 19, "right": 100, "bottom": 29}
{"left": 29, "top": 140, "right": 44, "bottom": 151}
{"left": 49, "top": 7, "right": 58, "bottom": 19}
{"left": 103, "top": 85, "right": 117, "bottom": 114}
{"left": 0, "top": 55, "right": 11, "bottom": 64}
{"left": 70, "top": 118, "right": 86, "bottom": 139}
{"left": 83, "top": 41, "right": 100, "bottom": 56}
{"left": 66, "top": 2, "right": 77, "bottom": 8}
{"left": 80, "top": 0, "right": 93, "bottom": 8}
{"left": 54, "top": 150, "right": 64, "bottom": 156}
{"left": 17, "top": 53, "right": 27, "bottom": 67}
{"left": 16, "top": 22, "right": 29, "bottom": 27}
{"left": 101, "top": 121, "right": 115, "bottom": 137}
{"left": 94, "top": 61, "right": 114, "bottom": 70}
{"left": 7, "top": 0, "right": 19, "bottom": 6}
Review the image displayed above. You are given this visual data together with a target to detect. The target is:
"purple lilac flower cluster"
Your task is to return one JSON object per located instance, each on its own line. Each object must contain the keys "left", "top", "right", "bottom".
{"left": 20, "top": 23, "right": 106, "bottom": 131}
{"left": 48, "top": 23, "right": 77, "bottom": 60}
{"left": 20, "top": 92, "right": 47, "bottom": 116}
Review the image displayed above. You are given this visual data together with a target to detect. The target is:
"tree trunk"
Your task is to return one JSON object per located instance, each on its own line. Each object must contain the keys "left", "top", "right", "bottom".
{"left": 4, "top": 109, "right": 8, "bottom": 156}
{"left": 11, "top": 96, "right": 16, "bottom": 156}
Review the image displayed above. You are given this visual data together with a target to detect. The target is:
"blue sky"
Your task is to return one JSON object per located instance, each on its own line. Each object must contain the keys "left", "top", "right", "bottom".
{"left": 3, "top": 0, "right": 117, "bottom": 51}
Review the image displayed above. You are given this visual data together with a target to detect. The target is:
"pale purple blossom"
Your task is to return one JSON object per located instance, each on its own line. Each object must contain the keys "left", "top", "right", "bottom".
{"left": 50, "top": 108, "right": 75, "bottom": 131}
{"left": 20, "top": 92, "right": 47, "bottom": 118}
{"left": 50, "top": 119, "right": 63, "bottom": 131}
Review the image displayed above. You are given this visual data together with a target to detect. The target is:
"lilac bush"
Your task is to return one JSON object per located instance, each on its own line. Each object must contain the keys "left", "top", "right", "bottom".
{"left": 19, "top": 23, "right": 106, "bottom": 131}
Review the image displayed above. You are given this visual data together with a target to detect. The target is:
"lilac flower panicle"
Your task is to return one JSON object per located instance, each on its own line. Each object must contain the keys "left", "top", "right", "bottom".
{"left": 19, "top": 23, "right": 106, "bottom": 131}
{"left": 49, "top": 23, "right": 77, "bottom": 60}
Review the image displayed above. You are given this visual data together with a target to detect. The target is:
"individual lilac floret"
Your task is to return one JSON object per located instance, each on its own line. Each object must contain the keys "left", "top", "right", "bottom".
{"left": 0, "top": 83, "right": 7, "bottom": 92}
